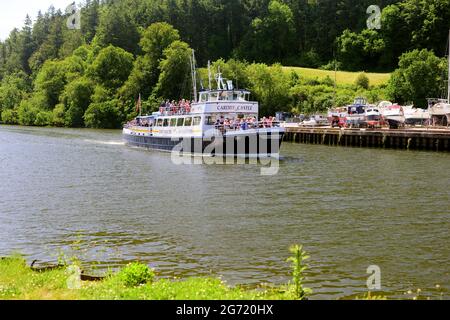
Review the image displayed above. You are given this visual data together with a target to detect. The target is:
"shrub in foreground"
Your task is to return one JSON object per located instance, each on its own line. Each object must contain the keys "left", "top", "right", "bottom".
{"left": 117, "top": 262, "right": 155, "bottom": 287}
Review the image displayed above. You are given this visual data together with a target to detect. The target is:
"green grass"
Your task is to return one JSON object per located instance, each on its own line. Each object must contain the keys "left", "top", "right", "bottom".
{"left": 0, "top": 256, "right": 294, "bottom": 300}
{"left": 284, "top": 66, "right": 391, "bottom": 86}
{"left": 2, "top": 255, "right": 443, "bottom": 300}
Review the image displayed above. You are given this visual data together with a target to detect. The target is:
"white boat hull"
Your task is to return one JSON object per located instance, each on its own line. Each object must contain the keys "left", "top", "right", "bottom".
{"left": 123, "top": 128, "right": 285, "bottom": 157}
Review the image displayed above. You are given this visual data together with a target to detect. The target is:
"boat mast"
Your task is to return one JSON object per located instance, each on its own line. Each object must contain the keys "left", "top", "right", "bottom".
{"left": 333, "top": 59, "right": 337, "bottom": 107}
{"left": 190, "top": 50, "right": 198, "bottom": 103}
{"left": 448, "top": 29, "right": 450, "bottom": 102}
{"left": 208, "top": 60, "right": 212, "bottom": 90}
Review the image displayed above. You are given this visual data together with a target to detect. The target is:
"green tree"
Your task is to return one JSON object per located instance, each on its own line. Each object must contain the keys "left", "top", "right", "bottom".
{"left": 88, "top": 45, "right": 134, "bottom": 90}
{"left": 34, "top": 110, "right": 53, "bottom": 126}
{"left": 81, "top": 0, "right": 100, "bottom": 43}
{"left": 355, "top": 73, "right": 370, "bottom": 89}
{"left": 154, "top": 40, "right": 192, "bottom": 100}
{"left": 337, "top": 29, "right": 386, "bottom": 71}
{"left": 20, "top": 15, "right": 35, "bottom": 74}
{"left": 84, "top": 85, "right": 122, "bottom": 128}
{"left": 1, "top": 109, "right": 18, "bottom": 124}
{"left": 17, "top": 99, "right": 39, "bottom": 126}
{"left": 120, "top": 22, "right": 180, "bottom": 102}
{"left": 387, "top": 49, "right": 447, "bottom": 107}
{"left": 29, "top": 10, "right": 65, "bottom": 73}
{"left": 52, "top": 103, "right": 65, "bottom": 127}
{"left": 2, "top": 29, "right": 23, "bottom": 74}
{"left": 95, "top": 2, "right": 140, "bottom": 54}
{"left": 140, "top": 22, "right": 180, "bottom": 59}
{"left": 60, "top": 77, "right": 95, "bottom": 127}
{"left": 31, "top": 11, "right": 50, "bottom": 51}
{"left": 246, "top": 63, "right": 291, "bottom": 116}
{"left": 59, "top": 29, "right": 84, "bottom": 58}
{"left": 238, "top": 0, "right": 297, "bottom": 64}
{"left": 0, "top": 71, "right": 30, "bottom": 113}
{"left": 34, "top": 60, "right": 67, "bottom": 109}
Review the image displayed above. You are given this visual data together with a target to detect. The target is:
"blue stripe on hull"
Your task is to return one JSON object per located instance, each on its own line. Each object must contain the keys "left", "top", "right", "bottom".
{"left": 123, "top": 133, "right": 284, "bottom": 156}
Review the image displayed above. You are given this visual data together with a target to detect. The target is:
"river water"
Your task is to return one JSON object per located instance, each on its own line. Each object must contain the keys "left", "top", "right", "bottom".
{"left": 0, "top": 125, "right": 448, "bottom": 299}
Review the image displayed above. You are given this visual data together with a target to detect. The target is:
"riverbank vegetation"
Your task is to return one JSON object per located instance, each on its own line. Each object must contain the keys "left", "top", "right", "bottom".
{"left": 0, "top": 257, "right": 288, "bottom": 299}
{"left": 0, "top": 245, "right": 311, "bottom": 300}
{"left": 2, "top": 252, "right": 444, "bottom": 300}
{"left": 0, "top": 0, "right": 448, "bottom": 128}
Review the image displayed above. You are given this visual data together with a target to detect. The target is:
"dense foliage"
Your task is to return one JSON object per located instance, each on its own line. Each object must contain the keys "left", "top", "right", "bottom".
{"left": 387, "top": 49, "right": 447, "bottom": 107}
{"left": 0, "top": 0, "right": 448, "bottom": 128}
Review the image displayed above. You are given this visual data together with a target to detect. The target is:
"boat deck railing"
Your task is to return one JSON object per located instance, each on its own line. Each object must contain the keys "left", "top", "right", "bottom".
{"left": 124, "top": 122, "right": 282, "bottom": 131}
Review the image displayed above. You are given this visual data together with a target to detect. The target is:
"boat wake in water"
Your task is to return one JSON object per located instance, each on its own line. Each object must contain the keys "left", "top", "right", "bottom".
{"left": 83, "top": 139, "right": 125, "bottom": 146}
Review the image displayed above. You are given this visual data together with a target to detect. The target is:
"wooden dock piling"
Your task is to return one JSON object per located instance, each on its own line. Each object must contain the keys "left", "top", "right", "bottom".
{"left": 283, "top": 127, "right": 450, "bottom": 152}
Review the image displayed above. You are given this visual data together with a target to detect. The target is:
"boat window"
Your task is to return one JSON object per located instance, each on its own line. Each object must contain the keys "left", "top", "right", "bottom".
{"left": 209, "top": 92, "right": 218, "bottom": 101}
{"left": 200, "top": 93, "right": 207, "bottom": 102}
{"left": 184, "top": 117, "right": 192, "bottom": 126}
{"left": 219, "top": 92, "right": 230, "bottom": 101}
{"left": 177, "top": 118, "right": 184, "bottom": 126}
{"left": 193, "top": 116, "right": 201, "bottom": 126}
{"left": 163, "top": 119, "right": 169, "bottom": 127}
{"left": 205, "top": 116, "right": 217, "bottom": 125}
{"left": 156, "top": 119, "right": 163, "bottom": 127}
{"left": 170, "top": 118, "right": 177, "bottom": 127}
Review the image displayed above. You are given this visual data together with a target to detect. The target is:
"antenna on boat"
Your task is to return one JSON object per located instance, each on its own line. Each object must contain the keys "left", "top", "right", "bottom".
{"left": 208, "top": 60, "right": 212, "bottom": 90}
{"left": 215, "top": 67, "right": 227, "bottom": 90}
{"left": 190, "top": 50, "right": 198, "bottom": 103}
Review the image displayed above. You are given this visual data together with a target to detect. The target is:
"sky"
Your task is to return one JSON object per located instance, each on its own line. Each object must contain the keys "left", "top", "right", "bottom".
{"left": 0, "top": 0, "right": 72, "bottom": 41}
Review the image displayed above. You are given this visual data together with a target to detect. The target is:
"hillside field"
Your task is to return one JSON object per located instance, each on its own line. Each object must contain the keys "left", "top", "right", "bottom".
{"left": 284, "top": 67, "right": 391, "bottom": 86}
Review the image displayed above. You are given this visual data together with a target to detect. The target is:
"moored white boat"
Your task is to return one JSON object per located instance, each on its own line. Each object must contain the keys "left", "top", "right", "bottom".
{"left": 380, "top": 104, "right": 405, "bottom": 129}
{"left": 428, "top": 100, "right": 450, "bottom": 126}
{"left": 364, "top": 107, "right": 383, "bottom": 128}
{"left": 300, "top": 115, "right": 328, "bottom": 127}
{"left": 327, "top": 107, "right": 347, "bottom": 128}
{"left": 403, "top": 105, "right": 430, "bottom": 126}
{"left": 345, "top": 97, "right": 369, "bottom": 128}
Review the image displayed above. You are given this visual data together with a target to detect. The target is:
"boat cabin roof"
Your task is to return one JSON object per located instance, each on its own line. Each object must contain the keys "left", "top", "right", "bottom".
{"left": 198, "top": 89, "right": 252, "bottom": 102}
{"left": 136, "top": 115, "right": 156, "bottom": 120}
{"left": 353, "top": 97, "right": 368, "bottom": 105}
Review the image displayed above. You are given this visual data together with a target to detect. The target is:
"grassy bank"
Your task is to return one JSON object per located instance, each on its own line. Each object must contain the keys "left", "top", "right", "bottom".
{"left": 0, "top": 256, "right": 299, "bottom": 300}
{"left": 284, "top": 67, "right": 391, "bottom": 86}
{"left": 2, "top": 255, "right": 441, "bottom": 300}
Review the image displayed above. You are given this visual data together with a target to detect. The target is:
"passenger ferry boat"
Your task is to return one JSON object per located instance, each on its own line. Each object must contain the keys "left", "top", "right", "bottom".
{"left": 123, "top": 65, "right": 285, "bottom": 157}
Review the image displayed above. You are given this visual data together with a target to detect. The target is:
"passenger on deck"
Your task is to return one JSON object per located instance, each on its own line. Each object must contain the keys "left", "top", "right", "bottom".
{"left": 240, "top": 119, "right": 248, "bottom": 130}
{"left": 260, "top": 117, "right": 267, "bottom": 128}
{"left": 224, "top": 118, "right": 231, "bottom": 130}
